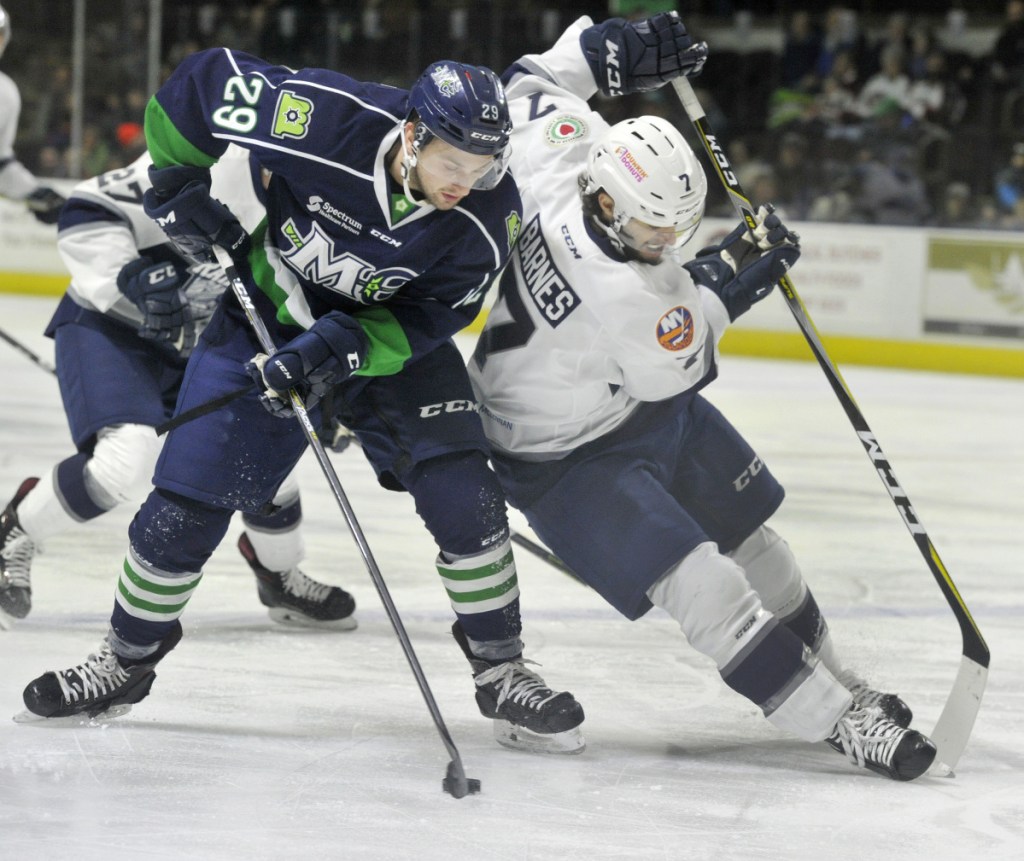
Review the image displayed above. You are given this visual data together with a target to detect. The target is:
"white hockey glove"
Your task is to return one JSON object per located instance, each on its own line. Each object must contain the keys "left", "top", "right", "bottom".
{"left": 683, "top": 205, "right": 800, "bottom": 321}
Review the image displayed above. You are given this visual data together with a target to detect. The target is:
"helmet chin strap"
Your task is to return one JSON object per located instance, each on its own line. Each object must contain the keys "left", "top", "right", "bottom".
{"left": 399, "top": 128, "right": 431, "bottom": 210}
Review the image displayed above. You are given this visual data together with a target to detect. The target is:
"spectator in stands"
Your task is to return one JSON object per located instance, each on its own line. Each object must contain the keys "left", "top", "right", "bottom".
{"left": 856, "top": 45, "right": 910, "bottom": 118}
{"left": 992, "top": 0, "right": 1024, "bottom": 87}
{"left": 854, "top": 143, "right": 932, "bottom": 225}
{"left": 935, "top": 181, "right": 974, "bottom": 227}
{"left": 780, "top": 10, "right": 822, "bottom": 91}
{"left": 906, "top": 49, "right": 965, "bottom": 127}
{"left": 994, "top": 141, "right": 1024, "bottom": 215}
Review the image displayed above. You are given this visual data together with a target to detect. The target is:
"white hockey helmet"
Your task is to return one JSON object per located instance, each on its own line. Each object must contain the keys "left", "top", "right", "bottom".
{"left": 0, "top": 5, "right": 10, "bottom": 61}
{"left": 583, "top": 116, "right": 707, "bottom": 251}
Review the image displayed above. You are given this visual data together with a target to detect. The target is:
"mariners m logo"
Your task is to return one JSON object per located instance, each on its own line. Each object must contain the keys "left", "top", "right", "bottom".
{"left": 280, "top": 219, "right": 417, "bottom": 303}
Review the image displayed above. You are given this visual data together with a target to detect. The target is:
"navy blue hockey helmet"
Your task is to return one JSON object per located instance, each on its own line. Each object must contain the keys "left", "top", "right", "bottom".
{"left": 407, "top": 61, "right": 512, "bottom": 158}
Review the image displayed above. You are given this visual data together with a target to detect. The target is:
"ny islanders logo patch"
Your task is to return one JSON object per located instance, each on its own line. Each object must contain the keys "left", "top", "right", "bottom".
{"left": 656, "top": 306, "right": 695, "bottom": 351}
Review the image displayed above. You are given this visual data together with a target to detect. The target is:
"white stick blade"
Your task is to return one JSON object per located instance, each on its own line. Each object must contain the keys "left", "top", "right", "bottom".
{"left": 928, "top": 654, "right": 988, "bottom": 775}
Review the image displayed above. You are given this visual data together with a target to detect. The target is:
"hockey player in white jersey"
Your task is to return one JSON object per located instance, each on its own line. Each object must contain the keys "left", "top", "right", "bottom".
{"left": 0, "top": 146, "right": 357, "bottom": 631}
{"left": 0, "top": 5, "right": 65, "bottom": 224}
{"left": 469, "top": 12, "right": 937, "bottom": 781}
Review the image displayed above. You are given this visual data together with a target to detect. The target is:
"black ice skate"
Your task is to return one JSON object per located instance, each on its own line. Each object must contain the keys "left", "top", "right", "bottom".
{"left": 0, "top": 477, "right": 40, "bottom": 629}
{"left": 837, "top": 668, "right": 913, "bottom": 728}
{"left": 17, "top": 621, "right": 183, "bottom": 723}
{"left": 826, "top": 704, "right": 936, "bottom": 781}
{"left": 452, "top": 621, "right": 585, "bottom": 754}
{"left": 238, "top": 532, "right": 356, "bottom": 630}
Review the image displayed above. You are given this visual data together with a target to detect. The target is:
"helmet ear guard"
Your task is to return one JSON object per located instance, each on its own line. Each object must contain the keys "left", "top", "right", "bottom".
{"left": 583, "top": 116, "right": 708, "bottom": 251}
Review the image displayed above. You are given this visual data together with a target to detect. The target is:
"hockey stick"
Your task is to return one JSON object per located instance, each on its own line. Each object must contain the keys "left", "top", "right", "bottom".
{"left": 212, "top": 247, "right": 480, "bottom": 798}
{"left": 671, "top": 77, "right": 989, "bottom": 775}
{"left": 510, "top": 530, "right": 589, "bottom": 588}
{"left": 0, "top": 326, "right": 56, "bottom": 375}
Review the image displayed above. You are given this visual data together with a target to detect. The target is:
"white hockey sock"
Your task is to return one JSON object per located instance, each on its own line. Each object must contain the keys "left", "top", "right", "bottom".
{"left": 14, "top": 468, "right": 81, "bottom": 544}
{"left": 242, "top": 524, "right": 305, "bottom": 572}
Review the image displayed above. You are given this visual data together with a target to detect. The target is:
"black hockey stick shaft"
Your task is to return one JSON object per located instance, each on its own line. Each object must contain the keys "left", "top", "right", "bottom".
{"left": 156, "top": 384, "right": 253, "bottom": 436}
{"left": 672, "top": 77, "right": 988, "bottom": 769}
{"left": 212, "top": 248, "right": 479, "bottom": 798}
{"left": 510, "top": 530, "right": 589, "bottom": 588}
{"left": 0, "top": 326, "right": 56, "bottom": 375}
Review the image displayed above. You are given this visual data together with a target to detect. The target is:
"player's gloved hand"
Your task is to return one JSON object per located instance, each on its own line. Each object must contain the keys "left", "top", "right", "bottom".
{"left": 143, "top": 164, "right": 251, "bottom": 266}
{"left": 116, "top": 256, "right": 198, "bottom": 356}
{"left": 683, "top": 204, "right": 800, "bottom": 321}
{"left": 246, "top": 311, "right": 368, "bottom": 417}
{"left": 580, "top": 11, "right": 708, "bottom": 97}
{"left": 24, "top": 186, "right": 66, "bottom": 225}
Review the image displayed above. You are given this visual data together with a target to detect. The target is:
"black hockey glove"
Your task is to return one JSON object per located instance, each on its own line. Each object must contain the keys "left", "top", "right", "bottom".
{"left": 25, "top": 186, "right": 66, "bottom": 225}
{"left": 683, "top": 205, "right": 801, "bottom": 322}
{"left": 246, "top": 311, "right": 368, "bottom": 418}
{"left": 143, "top": 164, "right": 251, "bottom": 266}
{"left": 580, "top": 11, "right": 708, "bottom": 97}
{"left": 116, "top": 256, "right": 198, "bottom": 356}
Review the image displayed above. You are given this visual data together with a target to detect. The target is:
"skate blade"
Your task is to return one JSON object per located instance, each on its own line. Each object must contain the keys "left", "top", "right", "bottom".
{"left": 267, "top": 607, "right": 358, "bottom": 630}
{"left": 493, "top": 720, "right": 586, "bottom": 755}
{"left": 12, "top": 704, "right": 134, "bottom": 726}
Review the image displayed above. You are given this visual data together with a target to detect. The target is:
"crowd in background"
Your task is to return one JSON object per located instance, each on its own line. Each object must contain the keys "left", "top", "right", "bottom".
{"left": 5, "top": 0, "right": 1024, "bottom": 229}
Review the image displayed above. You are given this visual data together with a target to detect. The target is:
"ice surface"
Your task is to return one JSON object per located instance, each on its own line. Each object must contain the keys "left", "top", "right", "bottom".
{"left": 1, "top": 294, "right": 1021, "bottom": 860}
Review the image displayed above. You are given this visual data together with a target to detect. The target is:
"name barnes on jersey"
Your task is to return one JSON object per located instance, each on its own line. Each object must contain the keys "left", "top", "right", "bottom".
{"left": 517, "top": 213, "right": 580, "bottom": 325}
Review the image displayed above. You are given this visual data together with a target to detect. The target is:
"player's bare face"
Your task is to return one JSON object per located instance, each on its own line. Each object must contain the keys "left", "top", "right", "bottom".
{"left": 619, "top": 220, "right": 679, "bottom": 263}
{"left": 412, "top": 140, "right": 496, "bottom": 210}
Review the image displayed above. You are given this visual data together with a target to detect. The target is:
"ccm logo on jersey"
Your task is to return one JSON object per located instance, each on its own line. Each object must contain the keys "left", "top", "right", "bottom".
{"left": 518, "top": 214, "right": 580, "bottom": 326}
{"left": 419, "top": 399, "right": 480, "bottom": 418}
{"left": 656, "top": 306, "right": 695, "bottom": 351}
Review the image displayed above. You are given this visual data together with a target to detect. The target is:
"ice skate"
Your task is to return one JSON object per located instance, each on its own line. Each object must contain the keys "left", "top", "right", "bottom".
{"left": 836, "top": 668, "right": 913, "bottom": 728}
{"left": 0, "top": 477, "right": 39, "bottom": 629}
{"left": 16, "top": 621, "right": 183, "bottom": 724}
{"left": 238, "top": 532, "right": 356, "bottom": 630}
{"left": 825, "top": 704, "right": 936, "bottom": 781}
{"left": 452, "top": 621, "right": 585, "bottom": 754}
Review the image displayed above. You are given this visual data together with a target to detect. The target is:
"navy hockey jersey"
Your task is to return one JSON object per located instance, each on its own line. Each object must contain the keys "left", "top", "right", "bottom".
{"left": 145, "top": 48, "right": 524, "bottom": 375}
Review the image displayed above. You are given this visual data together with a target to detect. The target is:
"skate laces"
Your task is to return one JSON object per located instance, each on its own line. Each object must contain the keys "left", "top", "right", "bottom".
{"left": 831, "top": 706, "right": 904, "bottom": 769}
{"left": 474, "top": 660, "right": 561, "bottom": 712}
{"left": 1, "top": 526, "right": 35, "bottom": 588}
{"left": 280, "top": 568, "right": 332, "bottom": 603}
{"left": 837, "top": 669, "right": 888, "bottom": 710}
{"left": 54, "top": 642, "right": 130, "bottom": 705}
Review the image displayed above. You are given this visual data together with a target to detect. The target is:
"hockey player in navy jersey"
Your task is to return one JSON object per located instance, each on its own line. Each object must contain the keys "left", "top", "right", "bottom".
{"left": 19, "top": 51, "right": 584, "bottom": 753}
{"left": 469, "top": 12, "right": 937, "bottom": 780}
{"left": 0, "top": 146, "right": 356, "bottom": 632}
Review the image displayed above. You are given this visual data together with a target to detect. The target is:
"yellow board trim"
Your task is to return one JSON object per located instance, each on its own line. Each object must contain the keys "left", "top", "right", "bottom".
{"left": 5, "top": 275, "right": 1021, "bottom": 379}
{"left": 718, "top": 329, "right": 1024, "bottom": 379}
{"left": 0, "top": 271, "right": 67, "bottom": 297}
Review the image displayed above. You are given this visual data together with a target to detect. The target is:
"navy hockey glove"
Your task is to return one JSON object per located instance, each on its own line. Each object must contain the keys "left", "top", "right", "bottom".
{"left": 246, "top": 312, "right": 368, "bottom": 417}
{"left": 116, "top": 256, "right": 197, "bottom": 356}
{"left": 25, "top": 186, "right": 66, "bottom": 225}
{"left": 580, "top": 11, "right": 708, "bottom": 97}
{"left": 143, "top": 164, "right": 251, "bottom": 266}
{"left": 683, "top": 205, "right": 800, "bottom": 322}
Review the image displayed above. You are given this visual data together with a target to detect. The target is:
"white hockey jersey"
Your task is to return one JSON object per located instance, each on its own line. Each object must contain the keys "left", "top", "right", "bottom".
{"left": 468, "top": 17, "right": 730, "bottom": 458}
{"left": 56, "top": 144, "right": 265, "bottom": 338}
{"left": 0, "top": 69, "right": 38, "bottom": 199}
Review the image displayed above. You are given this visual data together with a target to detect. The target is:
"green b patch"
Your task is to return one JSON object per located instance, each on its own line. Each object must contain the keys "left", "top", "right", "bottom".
{"left": 273, "top": 91, "right": 314, "bottom": 139}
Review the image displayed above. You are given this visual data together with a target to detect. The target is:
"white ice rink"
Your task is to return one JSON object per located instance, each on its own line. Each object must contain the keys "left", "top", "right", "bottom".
{"left": 0, "top": 293, "right": 1021, "bottom": 860}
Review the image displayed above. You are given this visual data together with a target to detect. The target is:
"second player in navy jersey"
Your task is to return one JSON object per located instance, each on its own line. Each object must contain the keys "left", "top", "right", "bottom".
{"left": 19, "top": 51, "right": 584, "bottom": 752}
